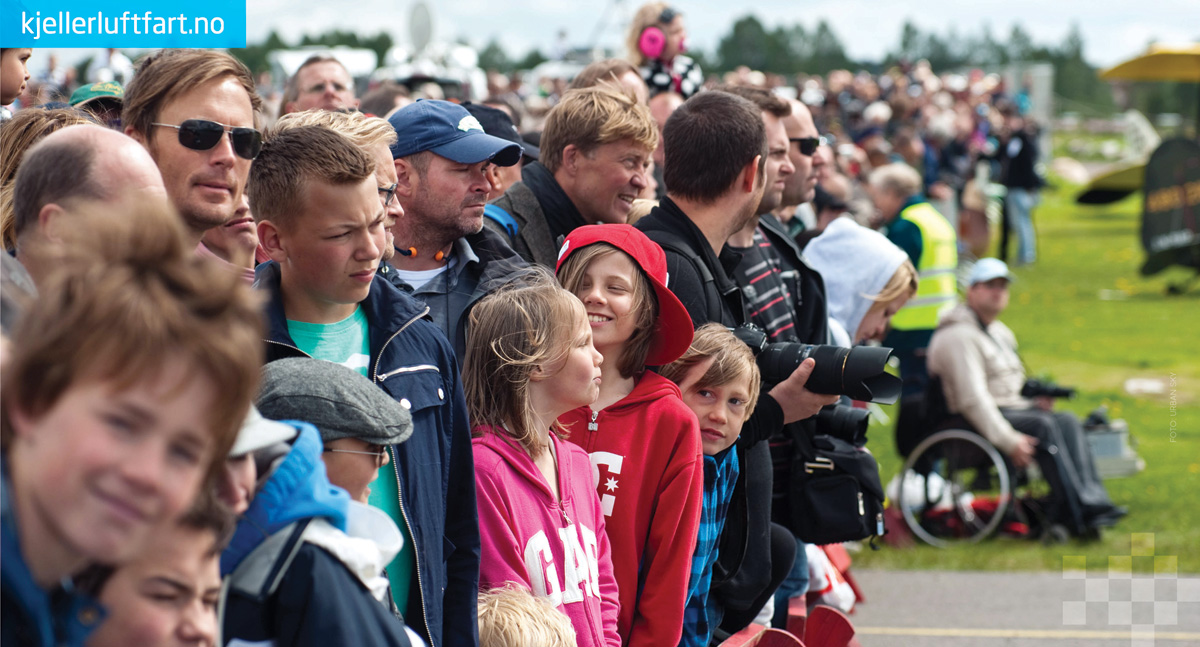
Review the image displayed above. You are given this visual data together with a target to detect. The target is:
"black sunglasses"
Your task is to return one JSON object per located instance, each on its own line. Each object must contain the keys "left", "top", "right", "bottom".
{"left": 379, "top": 183, "right": 398, "bottom": 208}
{"left": 152, "top": 119, "right": 263, "bottom": 160}
{"left": 789, "top": 136, "right": 821, "bottom": 157}
{"left": 658, "top": 7, "right": 678, "bottom": 23}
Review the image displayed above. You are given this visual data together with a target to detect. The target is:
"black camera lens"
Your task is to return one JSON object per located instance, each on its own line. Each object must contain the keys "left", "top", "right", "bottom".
{"left": 815, "top": 404, "right": 870, "bottom": 446}
{"left": 756, "top": 343, "right": 901, "bottom": 404}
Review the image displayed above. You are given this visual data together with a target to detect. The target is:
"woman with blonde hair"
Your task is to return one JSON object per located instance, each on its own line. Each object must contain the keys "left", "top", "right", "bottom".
{"left": 804, "top": 216, "right": 919, "bottom": 346}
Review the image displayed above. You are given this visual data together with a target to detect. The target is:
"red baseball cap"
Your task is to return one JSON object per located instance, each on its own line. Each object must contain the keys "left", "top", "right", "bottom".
{"left": 556, "top": 224, "right": 694, "bottom": 366}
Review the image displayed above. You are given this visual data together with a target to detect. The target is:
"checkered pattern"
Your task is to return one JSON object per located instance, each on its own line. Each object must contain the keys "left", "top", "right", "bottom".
{"left": 1062, "top": 533, "right": 1200, "bottom": 646}
{"left": 679, "top": 448, "right": 739, "bottom": 647}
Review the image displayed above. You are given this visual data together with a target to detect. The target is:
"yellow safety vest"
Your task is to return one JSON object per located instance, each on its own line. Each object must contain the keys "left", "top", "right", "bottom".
{"left": 890, "top": 201, "right": 958, "bottom": 331}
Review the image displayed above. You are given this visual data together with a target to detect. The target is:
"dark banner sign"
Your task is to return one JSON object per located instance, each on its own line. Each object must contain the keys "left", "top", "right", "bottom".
{"left": 1141, "top": 138, "right": 1200, "bottom": 275}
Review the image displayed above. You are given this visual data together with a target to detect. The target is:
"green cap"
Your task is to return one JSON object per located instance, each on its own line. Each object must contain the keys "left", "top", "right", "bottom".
{"left": 69, "top": 81, "right": 124, "bottom": 107}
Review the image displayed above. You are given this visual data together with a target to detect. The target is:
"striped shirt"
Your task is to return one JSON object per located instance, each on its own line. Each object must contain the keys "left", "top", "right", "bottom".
{"left": 731, "top": 227, "right": 802, "bottom": 342}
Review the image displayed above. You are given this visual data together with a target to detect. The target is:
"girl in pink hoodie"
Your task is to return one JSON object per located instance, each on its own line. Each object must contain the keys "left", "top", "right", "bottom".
{"left": 463, "top": 274, "right": 621, "bottom": 647}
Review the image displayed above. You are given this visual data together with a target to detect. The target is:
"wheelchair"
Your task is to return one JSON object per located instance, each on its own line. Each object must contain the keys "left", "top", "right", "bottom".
{"left": 891, "top": 378, "right": 1062, "bottom": 548}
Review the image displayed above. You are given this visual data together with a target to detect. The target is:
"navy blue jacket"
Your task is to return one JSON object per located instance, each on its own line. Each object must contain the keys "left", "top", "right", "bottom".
{"left": 256, "top": 262, "right": 480, "bottom": 647}
{"left": 221, "top": 424, "right": 412, "bottom": 647}
{"left": 1, "top": 461, "right": 104, "bottom": 647}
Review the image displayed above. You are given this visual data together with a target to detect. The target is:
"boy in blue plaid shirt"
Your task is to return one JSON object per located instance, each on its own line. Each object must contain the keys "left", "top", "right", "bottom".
{"left": 658, "top": 324, "right": 761, "bottom": 647}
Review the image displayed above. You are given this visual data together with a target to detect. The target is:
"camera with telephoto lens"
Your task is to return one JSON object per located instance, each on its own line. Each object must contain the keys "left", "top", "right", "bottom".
{"left": 1021, "top": 379, "right": 1076, "bottom": 400}
{"left": 814, "top": 404, "right": 870, "bottom": 446}
{"left": 730, "top": 324, "right": 902, "bottom": 405}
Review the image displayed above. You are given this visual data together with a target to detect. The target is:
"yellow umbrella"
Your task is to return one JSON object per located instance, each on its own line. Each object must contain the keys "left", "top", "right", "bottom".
{"left": 1099, "top": 44, "right": 1200, "bottom": 83}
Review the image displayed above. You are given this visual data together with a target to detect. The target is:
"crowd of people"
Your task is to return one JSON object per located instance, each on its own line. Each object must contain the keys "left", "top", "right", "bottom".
{"left": 1, "top": 4, "right": 1125, "bottom": 646}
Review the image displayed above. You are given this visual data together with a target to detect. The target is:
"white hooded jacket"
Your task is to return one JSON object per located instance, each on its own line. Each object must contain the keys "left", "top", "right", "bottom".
{"left": 804, "top": 217, "right": 910, "bottom": 346}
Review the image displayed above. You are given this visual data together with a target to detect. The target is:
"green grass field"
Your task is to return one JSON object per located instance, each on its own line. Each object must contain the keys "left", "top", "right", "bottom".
{"left": 854, "top": 175, "right": 1200, "bottom": 574}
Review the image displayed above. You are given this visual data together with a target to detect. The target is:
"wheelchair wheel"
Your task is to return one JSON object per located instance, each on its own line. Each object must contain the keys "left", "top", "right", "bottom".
{"left": 896, "top": 429, "right": 1012, "bottom": 547}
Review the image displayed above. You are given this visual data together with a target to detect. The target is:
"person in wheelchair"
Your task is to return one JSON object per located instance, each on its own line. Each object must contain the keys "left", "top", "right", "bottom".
{"left": 926, "top": 258, "right": 1126, "bottom": 536}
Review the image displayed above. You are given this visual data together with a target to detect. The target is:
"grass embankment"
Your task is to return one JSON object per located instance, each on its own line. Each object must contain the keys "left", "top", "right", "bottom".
{"left": 854, "top": 176, "right": 1199, "bottom": 573}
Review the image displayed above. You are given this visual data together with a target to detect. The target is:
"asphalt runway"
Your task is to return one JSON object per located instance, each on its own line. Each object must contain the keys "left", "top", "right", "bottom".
{"left": 846, "top": 569, "right": 1200, "bottom": 647}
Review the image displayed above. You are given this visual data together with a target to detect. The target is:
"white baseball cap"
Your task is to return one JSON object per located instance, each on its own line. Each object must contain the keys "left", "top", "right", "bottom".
{"left": 229, "top": 405, "right": 297, "bottom": 457}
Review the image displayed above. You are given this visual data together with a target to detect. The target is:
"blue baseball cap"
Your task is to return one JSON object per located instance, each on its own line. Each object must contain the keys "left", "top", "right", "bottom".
{"left": 388, "top": 99, "right": 522, "bottom": 167}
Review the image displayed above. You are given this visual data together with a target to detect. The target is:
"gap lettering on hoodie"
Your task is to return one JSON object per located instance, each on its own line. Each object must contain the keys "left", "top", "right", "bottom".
{"left": 588, "top": 452, "right": 624, "bottom": 517}
{"left": 523, "top": 524, "right": 602, "bottom": 605}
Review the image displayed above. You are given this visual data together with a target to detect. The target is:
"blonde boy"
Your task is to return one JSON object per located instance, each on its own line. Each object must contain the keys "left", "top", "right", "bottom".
{"left": 659, "top": 323, "right": 761, "bottom": 647}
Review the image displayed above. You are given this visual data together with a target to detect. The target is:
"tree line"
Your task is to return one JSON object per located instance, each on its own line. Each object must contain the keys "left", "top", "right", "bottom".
{"left": 214, "top": 17, "right": 1195, "bottom": 118}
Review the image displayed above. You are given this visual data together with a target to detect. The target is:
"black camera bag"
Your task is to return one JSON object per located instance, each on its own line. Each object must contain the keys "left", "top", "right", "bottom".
{"left": 789, "top": 433, "right": 886, "bottom": 545}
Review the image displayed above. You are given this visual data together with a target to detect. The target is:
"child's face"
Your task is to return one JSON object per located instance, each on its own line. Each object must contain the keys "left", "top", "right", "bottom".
{"left": 0, "top": 49, "right": 32, "bottom": 105}
{"left": 572, "top": 251, "right": 639, "bottom": 354}
{"left": 535, "top": 306, "right": 604, "bottom": 415}
{"left": 217, "top": 453, "right": 257, "bottom": 515}
{"left": 265, "top": 176, "right": 386, "bottom": 324}
{"left": 8, "top": 356, "right": 218, "bottom": 571}
{"left": 676, "top": 358, "right": 751, "bottom": 456}
{"left": 87, "top": 523, "right": 221, "bottom": 647}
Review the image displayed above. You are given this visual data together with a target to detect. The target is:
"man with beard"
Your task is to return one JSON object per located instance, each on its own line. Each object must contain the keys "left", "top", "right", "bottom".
{"left": 383, "top": 100, "right": 528, "bottom": 360}
{"left": 122, "top": 49, "right": 263, "bottom": 249}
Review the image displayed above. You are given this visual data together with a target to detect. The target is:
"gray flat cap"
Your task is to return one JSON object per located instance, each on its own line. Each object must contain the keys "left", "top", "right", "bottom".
{"left": 257, "top": 358, "right": 413, "bottom": 446}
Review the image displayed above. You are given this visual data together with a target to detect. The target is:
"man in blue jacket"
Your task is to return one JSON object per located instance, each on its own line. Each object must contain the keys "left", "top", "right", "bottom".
{"left": 248, "top": 124, "right": 479, "bottom": 647}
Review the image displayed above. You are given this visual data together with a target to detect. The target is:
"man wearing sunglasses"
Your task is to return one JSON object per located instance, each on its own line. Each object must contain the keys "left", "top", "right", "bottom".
{"left": 780, "top": 99, "right": 826, "bottom": 210}
{"left": 123, "top": 49, "right": 262, "bottom": 248}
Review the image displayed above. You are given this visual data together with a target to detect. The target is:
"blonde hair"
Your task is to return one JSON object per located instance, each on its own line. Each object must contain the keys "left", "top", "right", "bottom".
{"left": 626, "top": 198, "right": 657, "bottom": 226}
{"left": 569, "top": 59, "right": 639, "bottom": 91}
{"left": 658, "top": 323, "right": 761, "bottom": 417}
{"left": 867, "top": 163, "right": 922, "bottom": 199}
{"left": 478, "top": 585, "right": 576, "bottom": 647}
{"left": 122, "top": 49, "right": 262, "bottom": 140}
{"left": 464, "top": 270, "right": 586, "bottom": 456}
{"left": 540, "top": 86, "right": 658, "bottom": 174}
{"left": 871, "top": 258, "right": 918, "bottom": 303}
{"left": 247, "top": 124, "right": 375, "bottom": 229}
{"left": 626, "top": 2, "right": 673, "bottom": 66}
{"left": 556, "top": 244, "right": 657, "bottom": 379}
{"left": 1, "top": 108, "right": 94, "bottom": 251}
{"left": 0, "top": 200, "right": 264, "bottom": 484}
{"left": 273, "top": 109, "right": 397, "bottom": 150}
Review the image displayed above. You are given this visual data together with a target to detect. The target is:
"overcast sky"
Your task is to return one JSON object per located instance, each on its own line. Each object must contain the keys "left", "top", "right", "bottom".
{"left": 37, "top": 0, "right": 1200, "bottom": 73}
